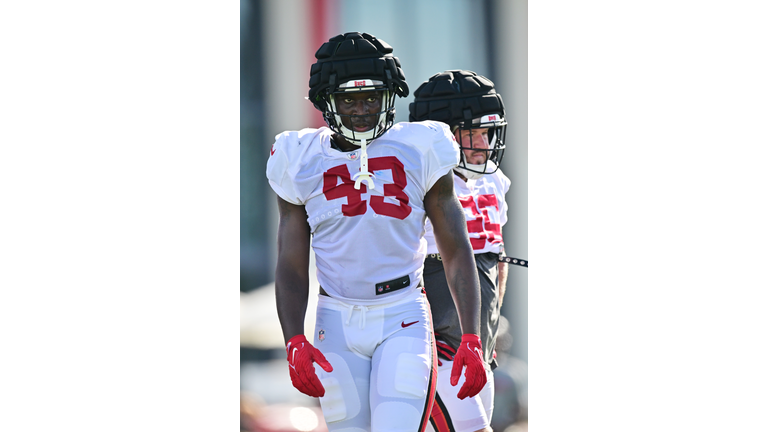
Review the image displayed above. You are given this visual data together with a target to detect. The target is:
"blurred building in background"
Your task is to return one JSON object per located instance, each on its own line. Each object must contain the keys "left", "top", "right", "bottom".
{"left": 241, "top": 0, "right": 527, "bottom": 429}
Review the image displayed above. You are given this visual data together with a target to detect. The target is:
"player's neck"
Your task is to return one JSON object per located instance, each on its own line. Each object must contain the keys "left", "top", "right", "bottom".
{"left": 331, "top": 134, "right": 358, "bottom": 152}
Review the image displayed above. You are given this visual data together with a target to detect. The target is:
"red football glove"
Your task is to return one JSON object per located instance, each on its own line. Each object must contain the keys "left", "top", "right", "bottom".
{"left": 286, "top": 334, "right": 333, "bottom": 397}
{"left": 450, "top": 334, "right": 487, "bottom": 400}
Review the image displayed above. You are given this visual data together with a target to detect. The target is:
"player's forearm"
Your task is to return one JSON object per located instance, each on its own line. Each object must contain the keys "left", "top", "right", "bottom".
{"left": 275, "top": 267, "right": 310, "bottom": 344}
{"left": 498, "top": 261, "right": 508, "bottom": 307}
{"left": 432, "top": 227, "right": 482, "bottom": 335}
{"left": 442, "top": 250, "right": 482, "bottom": 336}
{"left": 274, "top": 243, "right": 311, "bottom": 342}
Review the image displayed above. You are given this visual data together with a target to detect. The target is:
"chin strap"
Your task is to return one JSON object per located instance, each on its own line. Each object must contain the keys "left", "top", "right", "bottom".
{"left": 352, "top": 138, "right": 376, "bottom": 190}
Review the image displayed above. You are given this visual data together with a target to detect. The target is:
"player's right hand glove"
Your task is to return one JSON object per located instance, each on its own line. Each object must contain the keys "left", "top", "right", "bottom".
{"left": 286, "top": 334, "right": 334, "bottom": 397}
{"left": 450, "top": 334, "right": 487, "bottom": 400}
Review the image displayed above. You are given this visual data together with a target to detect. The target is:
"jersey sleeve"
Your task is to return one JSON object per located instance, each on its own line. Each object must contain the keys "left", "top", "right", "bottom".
{"left": 266, "top": 129, "right": 322, "bottom": 205}
{"left": 422, "top": 121, "right": 460, "bottom": 191}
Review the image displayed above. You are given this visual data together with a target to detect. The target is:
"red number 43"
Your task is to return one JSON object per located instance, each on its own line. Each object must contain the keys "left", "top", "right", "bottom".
{"left": 322, "top": 156, "right": 412, "bottom": 220}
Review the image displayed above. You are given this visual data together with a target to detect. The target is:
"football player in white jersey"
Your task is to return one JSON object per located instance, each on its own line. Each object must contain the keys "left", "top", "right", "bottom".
{"left": 266, "top": 33, "right": 488, "bottom": 432}
{"left": 409, "top": 70, "right": 512, "bottom": 432}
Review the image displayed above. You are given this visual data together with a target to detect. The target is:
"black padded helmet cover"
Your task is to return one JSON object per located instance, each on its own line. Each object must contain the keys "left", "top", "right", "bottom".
{"left": 308, "top": 32, "right": 409, "bottom": 112}
{"left": 408, "top": 70, "right": 505, "bottom": 127}
{"left": 409, "top": 70, "right": 507, "bottom": 178}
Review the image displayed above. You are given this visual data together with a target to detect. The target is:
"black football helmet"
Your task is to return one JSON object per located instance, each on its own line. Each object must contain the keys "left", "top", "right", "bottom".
{"left": 409, "top": 70, "right": 507, "bottom": 178}
{"left": 308, "top": 32, "right": 409, "bottom": 145}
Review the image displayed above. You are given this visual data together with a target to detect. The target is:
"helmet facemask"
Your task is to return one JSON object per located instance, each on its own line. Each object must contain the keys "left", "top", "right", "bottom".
{"left": 454, "top": 113, "right": 508, "bottom": 180}
{"left": 322, "top": 79, "right": 396, "bottom": 146}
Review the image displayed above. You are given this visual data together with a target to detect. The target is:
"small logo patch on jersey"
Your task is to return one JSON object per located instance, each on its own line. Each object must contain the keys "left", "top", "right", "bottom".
{"left": 401, "top": 320, "right": 418, "bottom": 328}
{"left": 318, "top": 329, "right": 325, "bottom": 342}
{"left": 347, "top": 151, "right": 358, "bottom": 160}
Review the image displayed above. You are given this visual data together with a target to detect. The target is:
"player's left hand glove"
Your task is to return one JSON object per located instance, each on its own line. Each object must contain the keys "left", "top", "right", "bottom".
{"left": 286, "top": 334, "right": 333, "bottom": 397}
{"left": 450, "top": 334, "right": 487, "bottom": 399}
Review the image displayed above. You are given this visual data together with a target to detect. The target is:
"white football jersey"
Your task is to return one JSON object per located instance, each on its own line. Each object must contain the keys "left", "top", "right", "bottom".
{"left": 424, "top": 170, "right": 510, "bottom": 255}
{"left": 267, "top": 121, "right": 459, "bottom": 305}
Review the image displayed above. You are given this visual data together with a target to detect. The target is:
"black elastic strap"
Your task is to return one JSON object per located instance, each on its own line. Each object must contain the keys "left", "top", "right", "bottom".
{"left": 499, "top": 256, "right": 528, "bottom": 267}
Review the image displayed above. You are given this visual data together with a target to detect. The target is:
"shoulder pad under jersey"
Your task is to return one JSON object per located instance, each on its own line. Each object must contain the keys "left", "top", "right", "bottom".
{"left": 266, "top": 127, "right": 330, "bottom": 205}
{"left": 385, "top": 121, "right": 458, "bottom": 154}
{"left": 384, "top": 121, "right": 459, "bottom": 191}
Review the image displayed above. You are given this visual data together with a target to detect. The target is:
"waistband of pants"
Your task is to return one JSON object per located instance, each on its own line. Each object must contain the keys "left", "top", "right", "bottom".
{"left": 317, "top": 285, "right": 425, "bottom": 311}
{"left": 426, "top": 252, "right": 501, "bottom": 262}
{"left": 319, "top": 279, "right": 423, "bottom": 297}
